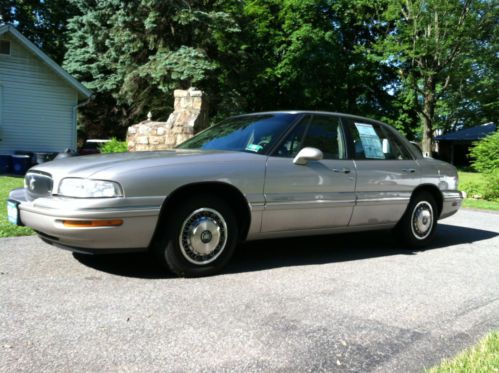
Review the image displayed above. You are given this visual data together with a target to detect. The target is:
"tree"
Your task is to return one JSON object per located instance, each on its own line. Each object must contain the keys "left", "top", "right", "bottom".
{"left": 435, "top": 25, "right": 498, "bottom": 132}
{"left": 0, "top": 0, "right": 78, "bottom": 64}
{"left": 368, "top": 0, "right": 497, "bottom": 154}
{"left": 214, "top": 0, "right": 398, "bottom": 121}
{"left": 63, "top": 0, "right": 241, "bottom": 137}
{"left": 64, "top": 0, "right": 406, "bottom": 136}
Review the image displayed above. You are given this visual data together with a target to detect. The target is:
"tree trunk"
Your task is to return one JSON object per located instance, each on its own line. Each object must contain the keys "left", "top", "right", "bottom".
{"left": 421, "top": 76, "right": 436, "bottom": 156}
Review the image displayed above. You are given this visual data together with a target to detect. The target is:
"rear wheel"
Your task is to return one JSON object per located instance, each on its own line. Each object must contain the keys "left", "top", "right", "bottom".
{"left": 394, "top": 191, "right": 438, "bottom": 248}
{"left": 154, "top": 195, "right": 238, "bottom": 277}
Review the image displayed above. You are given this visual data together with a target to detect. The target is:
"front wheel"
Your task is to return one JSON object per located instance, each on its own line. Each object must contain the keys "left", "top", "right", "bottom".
{"left": 153, "top": 195, "right": 238, "bottom": 277}
{"left": 394, "top": 192, "right": 438, "bottom": 248}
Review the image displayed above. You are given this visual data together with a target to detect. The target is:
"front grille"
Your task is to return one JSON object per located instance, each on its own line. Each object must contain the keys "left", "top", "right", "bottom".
{"left": 25, "top": 171, "right": 53, "bottom": 200}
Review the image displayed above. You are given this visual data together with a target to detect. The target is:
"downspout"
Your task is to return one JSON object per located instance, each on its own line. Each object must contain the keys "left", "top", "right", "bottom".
{"left": 72, "top": 95, "right": 93, "bottom": 152}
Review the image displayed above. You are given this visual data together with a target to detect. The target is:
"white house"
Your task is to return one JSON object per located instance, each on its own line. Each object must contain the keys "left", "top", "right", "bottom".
{"left": 0, "top": 24, "right": 91, "bottom": 154}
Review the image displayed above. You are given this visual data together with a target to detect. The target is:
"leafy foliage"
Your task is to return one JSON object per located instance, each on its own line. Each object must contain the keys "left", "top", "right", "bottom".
{"left": 460, "top": 176, "right": 499, "bottom": 202}
{"left": 0, "top": 0, "right": 78, "bottom": 64}
{"left": 63, "top": 0, "right": 240, "bottom": 137}
{"left": 365, "top": 0, "right": 497, "bottom": 153}
{"left": 470, "top": 132, "right": 499, "bottom": 174}
{"left": 100, "top": 138, "right": 128, "bottom": 154}
{"left": 4, "top": 0, "right": 497, "bottom": 143}
{"left": 482, "top": 172, "right": 499, "bottom": 201}
{"left": 460, "top": 138, "right": 499, "bottom": 202}
{"left": 468, "top": 132, "right": 499, "bottom": 201}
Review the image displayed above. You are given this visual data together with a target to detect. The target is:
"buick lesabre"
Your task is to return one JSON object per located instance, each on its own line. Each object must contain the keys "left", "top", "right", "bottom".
{"left": 8, "top": 112, "right": 462, "bottom": 276}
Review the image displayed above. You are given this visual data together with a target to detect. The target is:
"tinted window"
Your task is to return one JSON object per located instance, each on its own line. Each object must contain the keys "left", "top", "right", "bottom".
{"left": 303, "top": 116, "right": 346, "bottom": 159}
{"left": 274, "top": 115, "right": 346, "bottom": 159}
{"left": 273, "top": 118, "right": 308, "bottom": 157}
{"left": 348, "top": 120, "right": 412, "bottom": 160}
{"left": 177, "top": 114, "right": 295, "bottom": 153}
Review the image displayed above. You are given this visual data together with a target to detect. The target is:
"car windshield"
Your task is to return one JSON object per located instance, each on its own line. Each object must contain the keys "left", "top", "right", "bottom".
{"left": 176, "top": 113, "right": 296, "bottom": 154}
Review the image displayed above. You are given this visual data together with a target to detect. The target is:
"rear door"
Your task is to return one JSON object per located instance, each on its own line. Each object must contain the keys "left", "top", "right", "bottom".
{"left": 261, "top": 114, "right": 356, "bottom": 232}
{"left": 344, "top": 118, "right": 420, "bottom": 226}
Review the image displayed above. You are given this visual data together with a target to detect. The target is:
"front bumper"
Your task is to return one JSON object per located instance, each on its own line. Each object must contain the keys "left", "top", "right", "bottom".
{"left": 440, "top": 191, "right": 463, "bottom": 219}
{"left": 9, "top": 188, "right": 163, "bottom": 253}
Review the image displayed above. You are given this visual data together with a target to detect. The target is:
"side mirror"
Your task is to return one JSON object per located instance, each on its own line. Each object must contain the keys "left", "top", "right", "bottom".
{"left": 293, "top": 147, "right": 323, "bottom": 165}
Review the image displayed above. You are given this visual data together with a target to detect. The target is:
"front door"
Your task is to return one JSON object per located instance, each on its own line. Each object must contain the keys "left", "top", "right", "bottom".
{"left": 261, "top": 115, "right": 356, "bottom": 233}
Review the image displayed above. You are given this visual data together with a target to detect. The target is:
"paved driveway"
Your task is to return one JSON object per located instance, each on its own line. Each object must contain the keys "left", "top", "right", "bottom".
{"left": 1, "top": 209, "right": 498, "bottom": 372}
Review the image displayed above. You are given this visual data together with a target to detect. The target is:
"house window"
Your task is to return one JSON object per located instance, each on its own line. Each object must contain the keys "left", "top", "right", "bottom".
{"left": 0, "top": 40, "right": 11, "bottom": 55}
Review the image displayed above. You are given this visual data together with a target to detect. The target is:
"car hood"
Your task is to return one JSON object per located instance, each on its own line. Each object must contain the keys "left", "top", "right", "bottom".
{"left": 30, "top": 149, "right": 261, "bottom": 180}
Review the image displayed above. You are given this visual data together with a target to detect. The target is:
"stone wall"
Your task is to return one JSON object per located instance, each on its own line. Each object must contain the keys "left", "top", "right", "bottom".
{"left": 127, "top": 88, "right": 208, "bottom": 152}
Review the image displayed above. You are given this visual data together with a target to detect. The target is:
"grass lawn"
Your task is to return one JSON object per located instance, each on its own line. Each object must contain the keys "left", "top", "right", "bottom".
{"left": 458, "top": 170, "right": 487, "bottom": 190}
{"left": 0, "top": 176, "right": 34, "bottom": 238}
{"left": 427, "top": 331, "right": 499, "bottom": 373}
{"left": 462, "top": 198, "right": 499, "bottom": 211}
{"left": 458, "top": 170, "right": 499, "bottom": 211}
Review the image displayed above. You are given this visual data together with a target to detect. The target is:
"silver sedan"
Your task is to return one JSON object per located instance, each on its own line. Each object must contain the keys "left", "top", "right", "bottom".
{"left": 8, "top": 112, "right": 462, "bottom": 276}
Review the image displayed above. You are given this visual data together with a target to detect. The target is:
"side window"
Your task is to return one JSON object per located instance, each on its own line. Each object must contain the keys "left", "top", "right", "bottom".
{"left": 273, "top": 115, "right": 346, "bottom": 159}
{"left": 273, "top": 117, "right": 308, "bottom": 157}
{"left": 379, "top": 126, "right": 413, "bottom": 160}
{"left": 302, "top": 115, "right": 346, "bottom": 159}
{"left": 349, "top": 121, "right": 412, "bottom": 160}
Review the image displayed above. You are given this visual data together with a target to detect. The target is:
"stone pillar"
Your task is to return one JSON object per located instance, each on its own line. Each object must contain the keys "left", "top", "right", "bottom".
{"left": 126, "top": 121, "right": 170, "bottom": 152}
{"left": 127, "top": 88, "right": 208, "bottom": 152}
{"left": 164, "top": 88, "right": 209, "bottom": 147}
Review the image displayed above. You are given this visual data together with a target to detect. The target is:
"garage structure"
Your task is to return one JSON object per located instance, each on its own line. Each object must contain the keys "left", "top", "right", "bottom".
{"left": 435, "top": 123, "right": 496, "bottom": 166}
{"left": 0, "top": 24, "right": 91, "bottom": 155}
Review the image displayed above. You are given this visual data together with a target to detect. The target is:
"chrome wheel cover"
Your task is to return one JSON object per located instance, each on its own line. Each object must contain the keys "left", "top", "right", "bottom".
{"left": 411, "top": 201, "right": 434, "bottom": 240}
{"left": 179, "top": 208, "right": 228, "bottom": 265}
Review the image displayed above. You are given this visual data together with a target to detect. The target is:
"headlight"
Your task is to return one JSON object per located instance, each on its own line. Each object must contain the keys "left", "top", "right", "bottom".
{"left": 58, "top": 178, "right": 123, "bottom": 198}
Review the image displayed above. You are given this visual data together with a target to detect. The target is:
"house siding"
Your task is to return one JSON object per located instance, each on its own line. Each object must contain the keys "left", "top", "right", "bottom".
{"left": 0, "top": 34, "right": 78, "bottom": 154}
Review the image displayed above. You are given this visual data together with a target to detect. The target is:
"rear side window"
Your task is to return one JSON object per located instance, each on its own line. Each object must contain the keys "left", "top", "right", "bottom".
{"left": 348, "top": 121, "right": 412, "bottom": 160}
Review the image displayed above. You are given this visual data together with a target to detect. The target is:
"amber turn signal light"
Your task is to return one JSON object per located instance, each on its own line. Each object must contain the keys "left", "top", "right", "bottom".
{"left": 62, "top": 219, "right": 123, "bottom": 228}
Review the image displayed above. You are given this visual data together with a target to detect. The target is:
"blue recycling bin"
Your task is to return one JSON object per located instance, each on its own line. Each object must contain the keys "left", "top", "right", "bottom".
{"left": 11, "top": 155, "right": 31, "bottom": 175}
{"left": 0, "top": 155, "right": 11, "bottom": 174}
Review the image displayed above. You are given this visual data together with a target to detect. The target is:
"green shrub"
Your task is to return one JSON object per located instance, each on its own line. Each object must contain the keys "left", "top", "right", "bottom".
{"left": 100, "top": 138, "right": 128, "bottom": 153}
{"left": 469, "top": 131, "right": 499, "bottom": 173}
{"left": 459, "top": 179, "right": 483, "bottom": 198}
{"left": 482, "top": 170, "right": 499, "bottom": 201}
{"left": 458, "top": 170, "right": 499, "bottom": 201}
{"left": 468, "top": 132, "right": 499, "bottom": 201}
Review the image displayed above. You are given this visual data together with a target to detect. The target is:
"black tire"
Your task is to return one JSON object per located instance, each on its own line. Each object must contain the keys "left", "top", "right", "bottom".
{"left": 394, "top": 191, "right": 438, "bottom": 248}
{"left": 153, "top": 195, "right": 238, "bottom": 277}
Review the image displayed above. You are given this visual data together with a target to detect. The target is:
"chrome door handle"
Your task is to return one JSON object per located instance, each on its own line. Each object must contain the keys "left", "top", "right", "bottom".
{"left": 402, "top": 168, "right": 416, "bottom": 173}
{"left": 333, "top": 168, "right": 351, "bottom": 174}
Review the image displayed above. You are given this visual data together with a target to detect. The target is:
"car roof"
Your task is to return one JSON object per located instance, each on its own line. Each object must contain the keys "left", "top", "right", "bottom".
{"left": 230, "top": 111, "right": 388, "bottom": 127}
{"left": 230, "top": 111, "right": 422, "bottom": 159}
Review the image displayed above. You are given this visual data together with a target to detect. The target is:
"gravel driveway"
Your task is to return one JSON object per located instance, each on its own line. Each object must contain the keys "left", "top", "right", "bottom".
{"left": 1, "top": 208, "right": 498, "bottom": 372}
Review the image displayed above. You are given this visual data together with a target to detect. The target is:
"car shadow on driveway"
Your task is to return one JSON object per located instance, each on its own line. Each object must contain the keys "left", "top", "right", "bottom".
{"left": 227, "top": 223, "right": 497, "bottom": 274}
{"left": 73, "top": 224, "right": 497, "bottom": 279}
